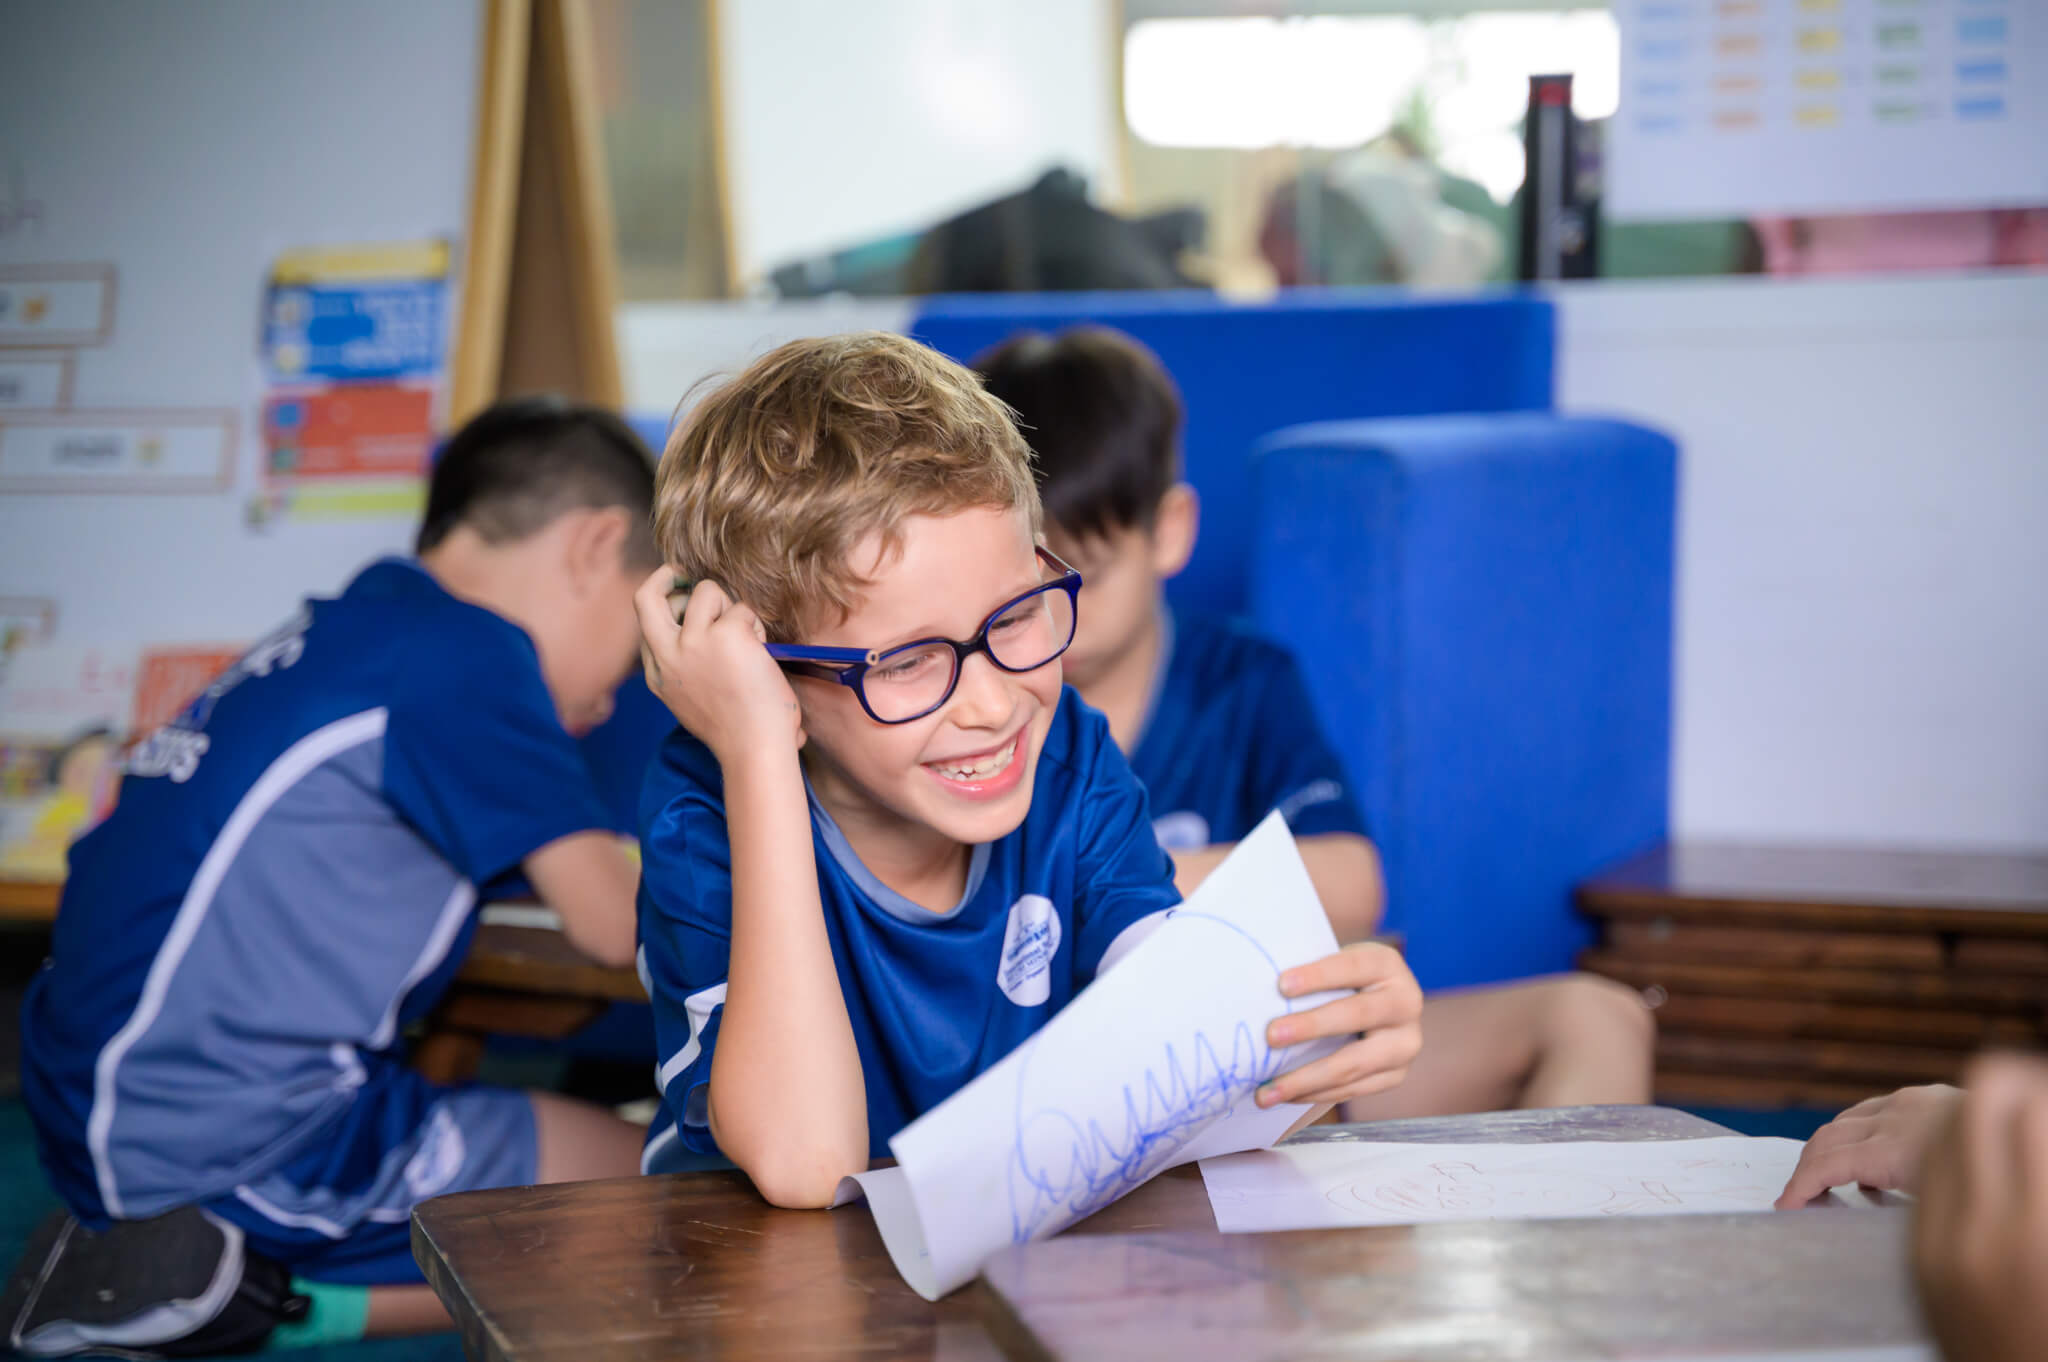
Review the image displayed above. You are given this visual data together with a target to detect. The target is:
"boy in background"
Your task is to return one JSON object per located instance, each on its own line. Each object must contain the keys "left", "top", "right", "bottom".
{"left": 976, "top": 327, "right": 1654, "bottom": 1119}
{"left": 19, "top": 398, "right": 652, "bottom": 1344}
{"left": 630, "top": 332, "right": 1424, "bottom": 1204}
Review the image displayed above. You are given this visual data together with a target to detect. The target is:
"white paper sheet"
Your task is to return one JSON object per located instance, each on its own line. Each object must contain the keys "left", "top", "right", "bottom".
{"left": 1199, "top": 1135, "right": 1810, "bottom": 1232}
{"left": 838, "top": 811, "right": 1346, "bottom": 1299}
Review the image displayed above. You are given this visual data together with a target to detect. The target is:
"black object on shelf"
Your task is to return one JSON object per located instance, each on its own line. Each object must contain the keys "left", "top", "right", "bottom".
{"left": 1518, "top": 73, "right": 1599, "bottom": 281}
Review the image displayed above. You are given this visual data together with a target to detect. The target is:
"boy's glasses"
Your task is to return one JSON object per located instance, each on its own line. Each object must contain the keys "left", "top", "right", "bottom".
{"left": 768, "top": 547, "right": 1081, "bottom": 725}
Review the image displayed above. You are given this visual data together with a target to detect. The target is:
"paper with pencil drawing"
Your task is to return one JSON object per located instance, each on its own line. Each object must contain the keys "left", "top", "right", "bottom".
{"left": 836, "top": 812, "right": 1347, "bottom": 1299}
{"left": 1198, "top": 1135, "right": 1809, "bottom": 1232}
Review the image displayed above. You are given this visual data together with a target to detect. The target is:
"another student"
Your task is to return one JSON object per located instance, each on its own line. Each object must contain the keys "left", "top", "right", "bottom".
{"left": 1778, "top": 1057, "right": 2048, "bottom": 1362}
{"left": 1774, "top": 1081, "right": 1960, "bottom": 1208}
{"left": 631, "top": 332, "right": 1425, "bottom": 1205}
{"left": 18, "top": 398, "right": 653, "bottom": 1346}
{"left": 1910, "top": 1053, "right": 2048, "bottom": 1362}
{"left": 975, "top": 326, "right": 1655, "bottom": 1118}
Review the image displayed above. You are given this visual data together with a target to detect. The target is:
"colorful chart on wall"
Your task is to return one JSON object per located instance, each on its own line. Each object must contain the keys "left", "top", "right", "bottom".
{"left": 1607, "top": 0, "right": 2047, "bottom": 219}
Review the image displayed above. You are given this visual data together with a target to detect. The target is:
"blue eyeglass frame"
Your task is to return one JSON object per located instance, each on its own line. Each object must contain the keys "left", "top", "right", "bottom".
{"left": 767, "top": 546, "right": 1083, "bottom": 725}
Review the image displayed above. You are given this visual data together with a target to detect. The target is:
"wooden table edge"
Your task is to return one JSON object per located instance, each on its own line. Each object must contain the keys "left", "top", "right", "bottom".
{"left": 413, "top": 1210, "right": 515, "bottom": 1362}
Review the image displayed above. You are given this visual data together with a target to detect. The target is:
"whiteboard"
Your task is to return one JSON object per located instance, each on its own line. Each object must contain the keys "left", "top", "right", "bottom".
{"left": 0, "top": 0, "right": 480, "bottom": 653}
{"left": 1606, "top": 0, "right": 2048, "bottom": 219}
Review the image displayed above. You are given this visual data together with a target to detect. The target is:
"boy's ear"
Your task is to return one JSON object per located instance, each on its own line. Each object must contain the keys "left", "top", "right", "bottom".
{"left": 564, "top": 506, "right": 633, "bottom": 595}
{"left": 1149, "top": 483, "right": 1199, "bottom": 580}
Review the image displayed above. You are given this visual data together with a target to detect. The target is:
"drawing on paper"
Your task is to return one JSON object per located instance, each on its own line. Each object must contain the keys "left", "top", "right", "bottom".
{"left": 1005, "top": 911, "right": 1300, "bottom": 1242}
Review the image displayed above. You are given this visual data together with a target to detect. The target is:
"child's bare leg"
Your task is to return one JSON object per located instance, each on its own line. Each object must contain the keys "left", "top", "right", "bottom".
{"left": 362, "top": 1092, "right": 643, "bottom": 1337}
{"left": 365, "top": 1287, "right": 452, "bottom": 1336}
{"left": 1513, "top": 974, "right": 1656, "bottom": 1108}
{"left": 531, "top": 1089, "right": 646, "bottom": 1182}
{"left": 1338, "top": 974, "right": 1655, "bottom": 1121}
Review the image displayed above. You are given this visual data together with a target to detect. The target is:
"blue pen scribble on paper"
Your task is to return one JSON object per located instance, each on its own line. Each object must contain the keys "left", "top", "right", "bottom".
{"left": 1003, "top": 913, "right": 1298, "bottom": 1243}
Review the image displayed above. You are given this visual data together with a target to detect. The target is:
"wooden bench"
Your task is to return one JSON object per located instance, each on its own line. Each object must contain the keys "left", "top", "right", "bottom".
{"left": 0, "top": 875, "right": 61, "bottom": 925}
{"left": 413, "top": 918, "right": 647, "bottom": 1082}
{"left": 1579, "top": 842, "right": 2048, "bottom": 1108}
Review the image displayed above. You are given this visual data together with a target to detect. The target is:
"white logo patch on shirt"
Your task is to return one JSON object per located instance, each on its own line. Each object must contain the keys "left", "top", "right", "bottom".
{"left": 402, "top": 1105, "right": 467, "bottom": 1200}
{"left": 1152, "top": 810, "right": 1212, "bottom": 850}
{"left": 997, "top": 894, "right": 1062, "bottom": 1007}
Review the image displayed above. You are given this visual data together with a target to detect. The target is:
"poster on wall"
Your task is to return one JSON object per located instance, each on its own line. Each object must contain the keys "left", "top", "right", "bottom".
{"left": 0, "top": 640, "right": 242, "bottom": 879}
{"left": 250, "top": 240, "right": 449, "bottom": 528}
{"left": 0, "top": 645, "right": 136, "bottom": 878}
{"left": 1607, "top": 0, "right": 2048, "bottom": 219}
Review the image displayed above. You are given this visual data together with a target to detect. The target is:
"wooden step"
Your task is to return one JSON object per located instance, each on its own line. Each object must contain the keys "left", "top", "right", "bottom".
{"left": 1652, "top": 1067, "right": 1892, "bottom": 1112}
{"left": 1953, "top": 936, "right": 2048, "bottom": 977}
{"left": 1600, "top": 919, "right": 1943, "bottom": 970}
{"left": 1644, "top": 992, "right": 2040, "bottom": 1048}
{"left": 1580, "top": 950, "right": 2047, "bottom": 1014}
{"left": 1658, "top": 1031, "right": 1968, "bottom": 1086}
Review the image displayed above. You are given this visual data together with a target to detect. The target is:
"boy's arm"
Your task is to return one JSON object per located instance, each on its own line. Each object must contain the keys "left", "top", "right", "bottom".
{"left": 706, "top": 747, "right": 867, "bottom": 1206}
{"left": 383, "top": 618, "right": 630, "bottom": 950}
{"left": 523, "top": 831, "right": 640, "bottom": 967}
{"left": 1171, "top": 832, "right": 1383, "bottom": 942}
{"left": 637, "top": 572, "right": 867, "bottom": 1208}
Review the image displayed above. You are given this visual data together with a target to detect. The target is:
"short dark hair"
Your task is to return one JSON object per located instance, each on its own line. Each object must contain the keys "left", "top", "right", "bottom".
{"left": 971, "top": 327, "right": 1182, "bottom": 541}
{"left": 417, "top": 396, "right": 658, "bottom": 565}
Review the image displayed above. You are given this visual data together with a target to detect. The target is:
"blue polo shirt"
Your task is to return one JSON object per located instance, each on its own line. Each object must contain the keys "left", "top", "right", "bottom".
{"left": 637, "top": 689, "right": 1180, "bottom": 1170}
{"left": 21, "top": 558, "right": 612, "bottom": 1232}
{"left": 1127, "top": 611, "right": 1367, "bottom": 850}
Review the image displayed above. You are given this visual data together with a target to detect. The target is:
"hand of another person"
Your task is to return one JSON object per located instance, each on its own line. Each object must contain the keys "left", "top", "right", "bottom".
{"left": 1913, "top": 1053, "right": 2048, "bottom": 1362}
{"left": 1254, "top": 941, "right": 1423, "bottom": 1108}
{"left": 633, "top": 569, "right": 804, "bottom": 765}
{"left": 1774, "top": 1083, "right": 1962, "bottom": 1208}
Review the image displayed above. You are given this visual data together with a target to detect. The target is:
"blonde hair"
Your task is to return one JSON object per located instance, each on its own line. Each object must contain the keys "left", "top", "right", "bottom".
{"left": 654, "top": 331, "right": 1041, "bottom": 641}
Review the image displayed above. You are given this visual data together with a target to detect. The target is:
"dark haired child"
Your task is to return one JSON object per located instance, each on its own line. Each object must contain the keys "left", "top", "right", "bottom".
{"left": 18, "top": 397, "right": 657, "bottom": 1344}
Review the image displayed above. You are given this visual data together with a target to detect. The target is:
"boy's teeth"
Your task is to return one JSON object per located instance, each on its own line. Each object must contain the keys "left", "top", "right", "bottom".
{"left": 932, "top": 741, "right": 1014, "bottom": 780}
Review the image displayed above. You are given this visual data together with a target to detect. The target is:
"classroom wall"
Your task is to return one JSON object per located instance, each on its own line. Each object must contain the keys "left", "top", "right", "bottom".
{"left": 0, "top": 0, "right": 479, "bottom": 645}
{"left": 1555, "top": 273, "right": 2048, "bottom": 851}
{"left": 715, "top": 0, "right": 1119, "bottom": 287}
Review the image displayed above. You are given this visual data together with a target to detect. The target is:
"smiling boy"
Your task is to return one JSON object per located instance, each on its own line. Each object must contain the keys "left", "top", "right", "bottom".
{"left": 630, "top": 333, "right": 1425, "bottom": 1206}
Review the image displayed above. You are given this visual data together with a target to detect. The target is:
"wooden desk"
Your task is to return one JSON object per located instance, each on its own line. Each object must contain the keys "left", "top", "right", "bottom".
{"left": 982, "top": 1205, "right": 1921, "bottom": 1361}
{"left": 1580, "top": 842, "right": 2048, "bottom": 1109}
{"left": 412, "top": 1105, "right": 1733, "bottom": 1362}
{"left": 0, "top": 875, "right": 61, "bottom": 925}
{"left": 414, "top": 921, "right": 647, "bottom": 1082}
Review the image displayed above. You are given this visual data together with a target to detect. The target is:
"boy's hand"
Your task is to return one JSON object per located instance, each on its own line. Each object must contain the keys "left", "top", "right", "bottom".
{"left": 1913, "top": 1054, "right": 2048, "bottom": 1362}
{"left": 1774, "top": 1082, "right": 1962, "bottom": 1208}
{"left": 1253, "top": 941, "right": 1423, "bottom": 1108}
{"left": 634, "top": 567, "right": 804, "bottom": 763}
